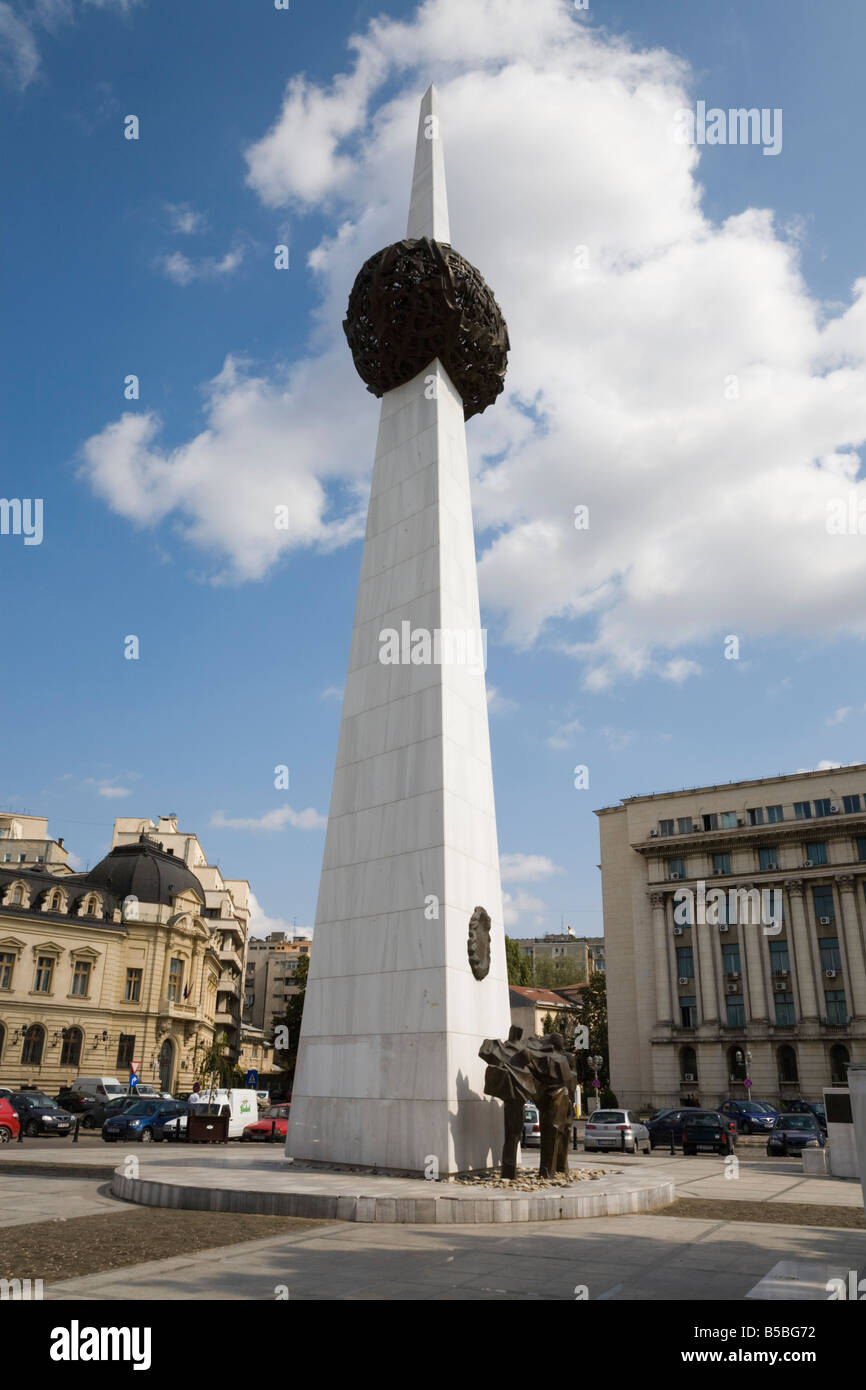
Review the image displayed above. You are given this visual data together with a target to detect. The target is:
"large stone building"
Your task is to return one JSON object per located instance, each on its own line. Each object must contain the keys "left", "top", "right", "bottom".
{"left": 244, "top": 932, "right": 311, "bottom": 1036}
{"left": 0, "top": 812, "right": 271, "bottom": 1092}
{"left": 513, "top": 932, "right": 605, "bottom": 979}
{"left": 597, "top": 765, "right": 866, "bottom": 1110}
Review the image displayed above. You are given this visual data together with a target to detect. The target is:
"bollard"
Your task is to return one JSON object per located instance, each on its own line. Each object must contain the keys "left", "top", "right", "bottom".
{"left": 271, "top": 1119, "right": 277, "bottom": 1143}
{"left": 73, "top": 1116, "right": 80, "bottom": 1145}
{"left": 17, "top": 1117, "right": 24, "bottom": 1143}
{"left": 572, "top": 1124, "right": 578, "bottom": 1151}
{"left": 670, "top": 1129, "right": 675, "bottom": 1156}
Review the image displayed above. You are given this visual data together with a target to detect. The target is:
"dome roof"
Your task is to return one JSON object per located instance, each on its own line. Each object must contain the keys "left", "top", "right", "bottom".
{"left": 86, "top": 836, "right": 205, "bottom": 910}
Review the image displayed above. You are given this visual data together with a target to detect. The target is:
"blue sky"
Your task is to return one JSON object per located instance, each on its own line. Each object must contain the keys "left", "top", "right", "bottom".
{"left": 2, "top": 0, "right": 865, "bottom": 939}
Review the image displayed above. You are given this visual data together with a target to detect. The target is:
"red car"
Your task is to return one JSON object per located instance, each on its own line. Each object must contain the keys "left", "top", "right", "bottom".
{"left": 0, "top": 1097, "right": 20, "bottom": 1143}
{"left": 242, "top": 1103, "right": 290, "bottom": 1141}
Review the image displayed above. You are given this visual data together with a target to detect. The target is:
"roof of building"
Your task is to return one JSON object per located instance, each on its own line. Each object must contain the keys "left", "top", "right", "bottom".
{"left": 594, "top": 761, "right": 866, "bottom": 814}
{"left": 83, "top": 836, "right": 205, "bottom": 909}
{"left": 508, "top": 986, "right": 572, "bottom": 1007}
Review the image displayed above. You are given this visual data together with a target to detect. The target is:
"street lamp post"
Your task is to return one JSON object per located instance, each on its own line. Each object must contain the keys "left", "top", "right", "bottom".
{"left": 588, "top": 1054, "right": 603, "bottom": 1113}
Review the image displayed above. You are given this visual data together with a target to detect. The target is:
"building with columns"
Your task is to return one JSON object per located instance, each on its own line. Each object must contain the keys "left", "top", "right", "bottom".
{"left": 597, "top": 765, "right": 866, "bottom": 1110}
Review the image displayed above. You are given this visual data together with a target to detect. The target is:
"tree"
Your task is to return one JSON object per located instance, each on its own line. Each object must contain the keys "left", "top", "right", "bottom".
{"left": 532, "top": 957, "right": 586, "bottom": 988}
{"left": 273, "top": 953, "right": 309, "bottom": 1085}
{"left": 505, "top": 935, "right": 532, "bottom": 985}
{"left": 195, "top": 1031, "right": 242, "bottom": 1091}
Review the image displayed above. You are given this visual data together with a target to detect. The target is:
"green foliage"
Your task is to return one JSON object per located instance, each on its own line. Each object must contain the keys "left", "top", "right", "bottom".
{"left": 505, "top": 936, "right": 532, "bottom": 985}
{"left": 531, "top": 956, "right": 586, "bottom": 988}
{"left": 273, "top": 952, "right": 309, "bottom": 1082}
{"left": 599, "top": 1087, "right": 618, "bottom": 1108}
{"left": 195, "top": 1031, "right": 239, "bottom": 1091}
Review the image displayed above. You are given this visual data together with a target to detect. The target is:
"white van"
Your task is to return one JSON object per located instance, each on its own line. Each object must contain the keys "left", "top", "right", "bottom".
{"left": 68, "top": 1076, "right": 126, "bottom": 1099}
{"left": 189, "top": 1088, "right": 258, "bottom": 1139}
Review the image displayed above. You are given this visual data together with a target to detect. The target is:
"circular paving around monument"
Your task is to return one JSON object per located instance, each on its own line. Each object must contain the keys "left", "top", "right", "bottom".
{"left": 111, "top": 1153, "right": 674, "bottom": 1224}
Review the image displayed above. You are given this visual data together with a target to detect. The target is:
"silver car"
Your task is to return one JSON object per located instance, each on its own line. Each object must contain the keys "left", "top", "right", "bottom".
{"left": 583, "top": 1108, "right": 650, "bottom": 1155}
{"left": 523, "top": 1103, "right": 541, "bottom": 1147}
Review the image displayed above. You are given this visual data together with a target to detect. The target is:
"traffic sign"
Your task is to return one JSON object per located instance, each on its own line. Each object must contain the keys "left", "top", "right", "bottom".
{"left": 592, "top": 1078, "right": 600, "bottom": 1088}
{"left": 129, "top": 1073, "right": 139, "bottom": 1088}
{"left": 245, "top": 1069, "right": 259, "bottom": 1089}
{"left": 744, "top": 1077, "right": 752, "bottom": 1088}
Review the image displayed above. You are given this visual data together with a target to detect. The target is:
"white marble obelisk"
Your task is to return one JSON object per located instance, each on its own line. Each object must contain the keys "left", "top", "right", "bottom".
{"left": 287, "top": 87, "right": 511, "bottom": 1176}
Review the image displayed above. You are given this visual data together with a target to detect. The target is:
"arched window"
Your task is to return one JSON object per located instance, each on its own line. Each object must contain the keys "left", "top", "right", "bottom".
{"left": 50, "top": 891, "right": 63, "bottom": 911}
{"left": 60, "top": 1027, "right": 82, "bottom": 1068}
{"left": 830, "top": 1043, "right": 850, "bottom": 1085}
{"left": 21, "top": 1023, "right": 44, "bottom": 1066}
{"left": 11, "top": 887, "right": 22, "bottom": 905}
{"left": 728, "top": 1045, "right": 748, "bottom": 1083}
{"left": 680, "top": 1046, "right": 698, "bottom": 1082}
{"left": 778, "top": 1044, "right": 798, "bottom": 1085}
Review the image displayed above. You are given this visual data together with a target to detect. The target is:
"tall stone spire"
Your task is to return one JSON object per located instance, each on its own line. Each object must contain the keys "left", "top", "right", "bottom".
{"left": 406, "top": 84, "right": 451, "bottom": 242}
{"left": 287, "top": 90, "right": 510, "bottom": 1177}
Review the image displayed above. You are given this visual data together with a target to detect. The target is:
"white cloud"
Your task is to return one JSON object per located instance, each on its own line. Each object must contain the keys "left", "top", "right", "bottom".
{"left": 0, "top": 3, "right": 39, "bottom": 88}
{"left": 247, "top": 890, "right": 312, "bottom": 940}
{"left": 794, "top": 760, "right": 850, "bottom": 773}
{"left": 546, "top": 716, "right": 584, "bottom": 750}
{"left": 165, "top": 203, "right": 207, "bottom": 236}
{"left": 500, "top": 852, "right": 562, "bottom": 884}
{"left": 826, "top": 706, "right": 852, "bottom": 726}
{"left": 158, "top": 248, "right": 243, "bottom": 285}
{"left": 84, "top": 776, "right": 133, "bottom": 798}
{"left": 210, "top": 805, "right": 326, "bottom": 831}
{"left": 486, "top": 685, "right": 517, "bottom": 714}
{"left": 321, "top": 684, "right": 344, "bottom": 701}
{"left": 502, "top": 887, "right": 547, "bottom": 929}
{"left": 80, "top": 0, "right": 866, "bottom": 688}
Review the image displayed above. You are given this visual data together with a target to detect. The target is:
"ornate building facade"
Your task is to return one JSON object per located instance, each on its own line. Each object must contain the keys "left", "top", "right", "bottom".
{"left": 597, "top": 765, "right": 866, "bottom": 1110}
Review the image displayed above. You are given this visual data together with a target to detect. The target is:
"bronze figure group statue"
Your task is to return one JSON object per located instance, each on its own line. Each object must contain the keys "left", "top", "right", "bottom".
{"left": 479, "top": 1027, "right": 577, "bottom": 1179}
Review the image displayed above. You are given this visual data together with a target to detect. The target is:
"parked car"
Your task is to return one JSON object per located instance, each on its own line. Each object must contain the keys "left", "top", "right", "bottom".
{"left": 54, "top": 1089, "right": 101, "bottom": 1117}
{"left": 0, "top": 1097, "right": 20, "bottom": 1143}
{"left": 682, "top": 1110, "right": 736, "bottom": 1156}
{"left": 10, "top": 1092, "right": 73, "bottom": 1137}
{"left": 766, "top": 1113, "right": 826, "bottom": 1156}
{"left": 645, "top": 1107, "right": 701, "bottom": 1150}
{"left": 786, "top": 1100, "right": 828, "bottom": 1133}
{"left": 102, "top": 1099, "right": 190, "bottom": 1143}
{"left": 189, "top": 1089, "right": 258, "bottom": 1139}
{"left": 64, "top": 1076, "right": 126, "bottom": 1100}
{"left": 523, "top": 1102, "right": 541, "bottom": 1148}
{"left": 242, "top": 1103, "right": 291, "bottom": 1141}
{"left": 718, "top": 1100, "right": 776, "bottom": 1134}
{"left": 79, "top": 1096, "right": 141, "bottom": 1130}
{"left": 583, "top": 1109, "right": 651, "bottom": 1154}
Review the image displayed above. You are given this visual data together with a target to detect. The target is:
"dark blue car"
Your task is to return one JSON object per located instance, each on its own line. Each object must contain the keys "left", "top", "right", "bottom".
{"left": 785, "top": 1099, "right": 827, "bottom": 1133}
{"left": 766, "top": 1113, "right": 825, "bottom": 1156}
{"left": 645, "top": 1107, "right": 701, "bottom": 1150}
{"left": 102, "top": 1099, "right": 189, "bottom": 1143}
{"left": 718, "top": 1100, "right": 776, "bottom": 1134}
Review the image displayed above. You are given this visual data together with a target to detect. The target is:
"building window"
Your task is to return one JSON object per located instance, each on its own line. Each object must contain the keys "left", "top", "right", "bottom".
{"left": 805, "top": 842, "right": 828, "bottom": 865}
{"left": 767, "top": 805, "right": 784, "bottom": 823}
{"left": 679, "top": 996, "right": 697, "bottom": 1027}
{"left": 812, "top": 885, "right": 835, "bottom": 922}
{"left": 21, "top": 1023, "right": 44, "bottom": 1066}
{"left": 747, "top": 807, "right": 764, "bottom": 826}
{"left": 124, "top": 968, "right": 142, "bottom": 1002}
{"left": 116, "top": 1034, "right": 136, "bottom": 1070}
{"left": 702, "top": 813, "right": 718, "bottom": 831}
{"left": 825, "top": 989, "right": 847, "bottom": 1025}
{"left": 677, "top": 817, "right": 693, "bottom": 834}
{"left": 758, "top": 847, "right": 778, "bottom": 871}
{"left": 720, "top": 811, "right": 738, "bottom": 829}
{"left": 830, "top": 1043, "right": 850, "bottom": 1084}
{"left": 814, "top": 798, "right": 832, "bottom": 818}
{"left": 712, "top": 853, "right": 731, "bottom": 875}
{"left": 60, "top": 1027, "right": 82, "bottom": 1067}
{"left": 33, "top": 955, "right": 54, "bottom": 993}
{"left": 659, "top": 820, "right": 674, "bottom": 837}
{"left": 777, "top": 1044, "right": 798, "bottom": 1083}
{"left": 71, "top": 960, "right": 91, "bottom": 997}
{"left": 725, "top": 995, "right": 745, "bottom": 1026}
{"left": 769, "top": 939, "right": 790, "bottom": 973}
{"left": 819, "top": 937, "right": 842, "bottom": 972}
{"left": 676, "top": 946, "right": 694, "bottom": 979}
{"left": 722, "top": 943, "right": 742, "bottom": 975}
{"left": 680, "top": 1046, "right": 697, "bottom": 1081}
{"left": 774, "top": 991, "right": 795, "bottom": 1026}
{"left": 667, "top": 858, "right": 685, "bottom": 880}
{"left": 11, "top": 887, "right": 22, "bottom": 905}
{"left": 794, "top": 801, "right": 812, "bottom": 820}
{"left": 857, "top": 838, "right": 866, "bottom": 862}
{"left": 50, "top": 891, "right": 63, "bottom": 911}
{"left": 0, "top": 952, "right": 14, "bottom": 989}
{"left": 167, "top": 957, "right": 184, "bottom": 1002}
{"left": 843, "top": 795, "right": 861, "bottom": 814}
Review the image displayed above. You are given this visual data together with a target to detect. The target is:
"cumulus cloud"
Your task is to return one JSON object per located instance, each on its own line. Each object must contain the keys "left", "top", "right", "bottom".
{"left": 79, "top": 0, "right": 866, "bottom": 687}
{"left": 158, "top": 248, "right": 243, "bottom": 285}
{"left": 502, "top": 887, "right": 547, "bottom": 929}
{"left": 500, "top": 852, "right": 562, "bottom": 883}
{"left": 486, "top": 685, "right": 518, "bottom": 714}
{"left": 248, "top": 890, "right": 312, "bottom": 940}
{"left": 165, "top": 203, "right": 208, "bottom": 236}
{"left": 0, "top": 0, "right": 140, "bottom": 90}
{"left": 210, "top": 805, "right": 327, "bottom": 831}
